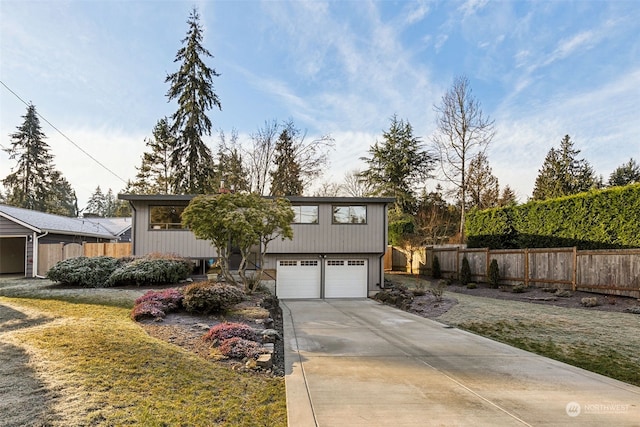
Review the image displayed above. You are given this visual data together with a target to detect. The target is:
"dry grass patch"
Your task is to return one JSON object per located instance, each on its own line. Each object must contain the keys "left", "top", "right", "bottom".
{"left": 437, "top": 293, "right": 640, "bottom": 386}
{"left": 1, "top": 297, "right": 286, "bottom": 426}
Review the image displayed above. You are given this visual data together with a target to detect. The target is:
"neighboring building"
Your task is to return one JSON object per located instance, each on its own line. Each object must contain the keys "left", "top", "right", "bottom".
{"left": 118, "top": 194, "right": 394, "bottom": 298}
{"left": 82, "top": 217, "right": 132, "bottom": 242}
{"left": 0, "top": 204, "right": 130, "bottom": 277}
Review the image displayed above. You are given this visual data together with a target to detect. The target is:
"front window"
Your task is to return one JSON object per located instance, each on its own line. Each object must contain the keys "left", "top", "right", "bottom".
{"left": 292, "top": 205, "right": 319, "bottom": 224}
{"left": 150, "top": 205, "right": 186, "bottom": 230}
{"left": 332, "top": 205, "right": 367, "bottom": 224}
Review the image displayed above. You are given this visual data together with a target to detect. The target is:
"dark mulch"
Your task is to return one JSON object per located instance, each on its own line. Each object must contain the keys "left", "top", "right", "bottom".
{"left": 138, "top": 290, "right": 285, "bottom": 377}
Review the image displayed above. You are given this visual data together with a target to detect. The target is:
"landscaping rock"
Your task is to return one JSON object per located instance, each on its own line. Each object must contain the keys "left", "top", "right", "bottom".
{"left": 256, "top": 353, "right": 272, "bottom": 370}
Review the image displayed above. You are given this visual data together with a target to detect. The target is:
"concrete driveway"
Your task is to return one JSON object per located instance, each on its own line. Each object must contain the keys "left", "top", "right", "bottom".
{"left": 282, "top": 299, "right": 640, "bottom": 427}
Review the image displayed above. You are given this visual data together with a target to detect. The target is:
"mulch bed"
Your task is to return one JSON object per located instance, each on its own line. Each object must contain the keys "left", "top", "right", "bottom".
{"left": 137, "top": 291, "right": 285, "bottom": 377}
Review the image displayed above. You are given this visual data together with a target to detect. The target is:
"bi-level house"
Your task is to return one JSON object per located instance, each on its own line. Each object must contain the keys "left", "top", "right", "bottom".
{"left": 119, "top": 194, "right": 393, "bottom": 299}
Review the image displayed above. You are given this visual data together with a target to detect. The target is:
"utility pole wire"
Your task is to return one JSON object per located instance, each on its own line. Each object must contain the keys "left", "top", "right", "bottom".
{"left": 1, "top": 80, "right": 128, "bottom": 185}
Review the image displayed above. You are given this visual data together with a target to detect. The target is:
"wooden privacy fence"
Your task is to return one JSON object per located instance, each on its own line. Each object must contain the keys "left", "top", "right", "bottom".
{"left": 38, "top": 242, "right": 132, "bottom": 276}
{"left": 386, "top": 245, "right": 640, "bottom": 299}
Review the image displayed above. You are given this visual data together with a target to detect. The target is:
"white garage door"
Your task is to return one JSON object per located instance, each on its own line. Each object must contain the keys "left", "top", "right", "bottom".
{"left": 276, "top": 260, "right": 321, "bottom": 298}
{"left": 325, "top": 259, "right": 367, "bottom": 298}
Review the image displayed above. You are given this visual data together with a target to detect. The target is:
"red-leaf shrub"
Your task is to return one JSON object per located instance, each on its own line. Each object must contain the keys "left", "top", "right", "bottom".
{"left": 218, "top": 337, "right": 263, "bottom": 359}
{"left": 130, "top": 301, "right": 166, "bottom": 321}
{"left": 203, "top": 322, "right": 258, "bottom": 343}
{"left": 134, "top": 288, "right": 183, "bottom": 310}
{"left": 130, "top": 288, "right": 183, "bottom": 320}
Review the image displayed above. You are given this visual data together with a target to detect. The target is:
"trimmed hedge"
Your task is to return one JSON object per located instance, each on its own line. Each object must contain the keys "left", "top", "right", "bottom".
{"left": 466, "top": 184, "right": 640, "bottom": 249}
{"left": 47, "top": 256, "right": 126, "bottom": 287}
{"left": 108, "top": 258, "right": 192, "bottom": 287}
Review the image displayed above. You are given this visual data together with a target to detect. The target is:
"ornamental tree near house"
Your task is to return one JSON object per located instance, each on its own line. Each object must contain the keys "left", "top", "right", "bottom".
{"left": 181, "top": 193, "right": 294, "bottom": 294}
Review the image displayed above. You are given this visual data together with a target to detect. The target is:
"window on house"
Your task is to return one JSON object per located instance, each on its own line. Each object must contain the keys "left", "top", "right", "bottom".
{"left": 332, "top": 205, "right": 367, "bottom": 224}
{"left": 292, "top": 205, "right": 319, "bottom": 224}
{"left": 149, "top": 205, "right": 186, "bottom": 230}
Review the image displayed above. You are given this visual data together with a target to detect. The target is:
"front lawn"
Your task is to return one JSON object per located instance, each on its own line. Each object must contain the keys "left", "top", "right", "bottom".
{"left": 0, "top": 296, "right": 287, "bottom": 426}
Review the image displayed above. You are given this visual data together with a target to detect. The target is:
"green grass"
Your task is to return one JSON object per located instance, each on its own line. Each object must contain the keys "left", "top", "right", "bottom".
{"left": 1, "top": 296, "right": 287, "bottom": 426}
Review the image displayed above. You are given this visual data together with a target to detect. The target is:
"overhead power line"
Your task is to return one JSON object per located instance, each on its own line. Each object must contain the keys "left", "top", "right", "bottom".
{"left": 1, "top": 80, "right": 128, "bottom": 185}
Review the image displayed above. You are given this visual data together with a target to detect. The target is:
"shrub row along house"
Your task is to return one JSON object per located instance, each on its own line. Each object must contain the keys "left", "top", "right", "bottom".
{"left": 119, "top": 194, "right": 393, "bottom": 299}
{"left": 0, "top": 204, "right": 131, "bottom": 277}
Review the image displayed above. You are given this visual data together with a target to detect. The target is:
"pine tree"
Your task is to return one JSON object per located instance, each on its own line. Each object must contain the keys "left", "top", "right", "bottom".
{"left": 46, "top": 171, "right": 78, "bottom": 216}
{"left": 85, "top": 186, "right": 106, "bottom": 216}
{"left": 128, "top": 118, "right": 174, "bottom": 194}
{"left": 498, "top": 185, "right": 518, "bottom": 207}
{"left": 215, "top": 129, "right": 249, "bottom": 193}
{"left": 166, "top": 7, "right": 220, "bottom": 194}
{"left": 2, "top": 103, "right": 77, "bottom": 215}
{"left": 532, "top": 135, "right": 596, "bottom": 200}
{"left": 270, "top": 128, "right": 303, "bottom": 196}
{"left": 360, "top": 115, "right": 434, "bottom": 213}
{"left": 466, "top": 152, "right": 499, "bottom": 210}
{"left": 608, "top": 158, "right": 640, "bottom": 187}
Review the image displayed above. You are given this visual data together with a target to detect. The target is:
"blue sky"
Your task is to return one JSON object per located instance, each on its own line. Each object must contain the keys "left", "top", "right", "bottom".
{"left": 1, "top": 0, "right": 639, "bottom": 210}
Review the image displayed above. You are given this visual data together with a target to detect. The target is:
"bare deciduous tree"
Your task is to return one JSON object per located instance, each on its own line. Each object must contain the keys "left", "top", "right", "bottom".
{"left": 246, "top": 120, "right": 279, "bottom": 195}
{"left": 432, "top": 76, "right": 495, "bottom": 242}
{"left": 342, "top": 169, "right": 374, "bottom": 197}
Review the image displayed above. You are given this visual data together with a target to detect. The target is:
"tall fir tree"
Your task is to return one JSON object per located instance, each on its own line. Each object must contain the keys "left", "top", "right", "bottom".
{"left": 532, "top": 135, "right": 596, "bottom": 200}
{"left": 465, "top": 152, "right": 499, "bottom": 210}
{"left": 85, "top": 186, "right": 106, "bottom": 216}
{"left": 128, "top": 118, "right": 174, "bottom": 194}
{"left": 269, "top": 128, "right": 303, "bottom": 196}
{"left": 360, "top": 115, "right": 434, "bottom": 213}
{"left": 215, "top": 129, "right": 249, "bottom": 193}
{"left": 2, "top": 103, "right": 77, "bottom": 215}
{"left": 608, "top": 158, "right": 640, "bottom": 187}
{"left": 166, "top": 7, "right": 220, "bottom": 194}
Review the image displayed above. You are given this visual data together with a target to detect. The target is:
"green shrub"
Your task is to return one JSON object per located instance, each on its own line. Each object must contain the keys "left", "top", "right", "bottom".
{"left": 460, "top": 257, "right": 472, "bottom": 286}
{"left": 182, "top": 281, "right": 245, "bottom": 314}
{"left": 47, "top": 256, "right": 124, "bottom": 288}
{"left": 466, "top": 282, "right": 477, "bottom": 289}
{"left": 488, "top": 259, "right": 500, "bottom": 288}
{"left": 512, "top": 283, "right": 527, "bottom": 293}
{"left": 432, "top": 255, "right": 442, "bottom": 279}
{"left": 108, "top": 257, "right": 192, "bottom": 286}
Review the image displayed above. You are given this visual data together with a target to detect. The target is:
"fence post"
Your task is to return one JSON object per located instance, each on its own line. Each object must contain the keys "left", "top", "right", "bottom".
{"left": 524, "top": 248, "right": 529, "bottom": 287}
{"left": 572, "top": 246, "right": 578, "bottom": 291}
{"left": 485, "top": 248, "right": 490, "bottom": 283}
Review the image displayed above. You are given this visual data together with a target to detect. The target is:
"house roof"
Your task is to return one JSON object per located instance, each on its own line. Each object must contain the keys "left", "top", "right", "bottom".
{"left": 82, "top": 217, "right": 132, "bottom": 236}
{"left": 0, "top": 204, "right": 123, "bottom": 239}
{"left": 118, "top": 194, "right": 396, "bottom": 204}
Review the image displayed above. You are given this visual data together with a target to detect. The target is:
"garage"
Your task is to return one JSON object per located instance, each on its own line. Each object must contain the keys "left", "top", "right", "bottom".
{"left": 0, "top": 237, "right": 26, "bottom": 275}
{"left": 325, "top": 259, "right": 367, "bottom": 298}
{"left": 276, "top": 259, "right": 321, "bottom": 299}
{"left": 276, "top": 258, "right": 368, "bottom": 299}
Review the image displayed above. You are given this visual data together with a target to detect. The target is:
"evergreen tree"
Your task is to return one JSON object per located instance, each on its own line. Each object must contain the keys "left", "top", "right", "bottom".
{"left": 498, "top": 185, "right": 518, "bottom": 207}
{"left": 532, "top": 135, "right": 596, "bottom": 200}
{"left": 2, "top": 103, "right": 77, "bottom": 215}
{"left": 215, "top": 129, "right": 249, "bottom": 193}
{"left": 85, "top": 186, "right": 106, "bottom": 216}
{"left": 166, "top": 7, "right": 221, "bottom": 194}
{"left": 360, "top": 115, "right": 434, "bottom": 213}
{"left": 608, "top": 158, "right": 640, "bottom": 187}
{"left": 465, "top": 152, "right": 499, "bottom": 210}
{"left": 128, "top": 118, "right": 174, "bottom": 194}
{"left": 270, "top": 128, "right": 303, "bottom": 196}
{"left": 46, "top": 171, "right": 78, "bottom": 216}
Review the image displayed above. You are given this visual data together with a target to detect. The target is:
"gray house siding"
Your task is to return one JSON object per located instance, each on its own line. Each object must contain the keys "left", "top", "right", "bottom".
{"left": 128, "top": 200, "right": 218, "bottom": 258}
{"left": 268, "top": 203, "right": 388, "bottom": 254}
